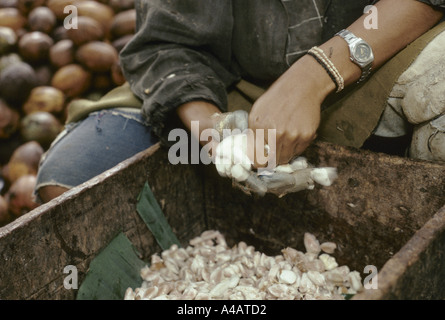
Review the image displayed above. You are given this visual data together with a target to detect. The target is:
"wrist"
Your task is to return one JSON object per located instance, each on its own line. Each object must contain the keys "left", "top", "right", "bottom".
{"left": 291, "top": 54, "right": 337, "bottom": 102}
{"left": 177, "top": 101, "right": 221, "bottom": 147}
{"left": 177, "top": 101, "right": 221, "bottom": 133}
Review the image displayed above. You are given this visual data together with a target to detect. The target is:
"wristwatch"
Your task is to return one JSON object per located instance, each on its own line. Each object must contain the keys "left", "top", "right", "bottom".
{"left": 335, "top": 29, "right": 374, "bottom": 83}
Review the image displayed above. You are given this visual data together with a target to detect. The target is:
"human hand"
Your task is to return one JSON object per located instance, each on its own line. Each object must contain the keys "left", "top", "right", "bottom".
{"left": 213, "top": 124, "right": 337, "bottom": 197}
{"left": 212, "top": 111, "right": 268, "bottom": 195}
{"left": 259, "top": 157, "right": 338, "bottom": 198}
{"left": 248, "top": 55, "right": 336, "bottom": 167}
{"left": 215, "top": 149, "right": 338, "bottom": 197}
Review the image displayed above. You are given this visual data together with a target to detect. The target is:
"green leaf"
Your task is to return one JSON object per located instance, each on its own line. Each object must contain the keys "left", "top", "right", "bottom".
{"left": 76, "top": 182, "right": 180, "bottom": 300}
{"left": 136, "top": 181, "right": 181, "bottom": 250}
{"left": 76, "top": 232, "right": 146, "bottom": 300}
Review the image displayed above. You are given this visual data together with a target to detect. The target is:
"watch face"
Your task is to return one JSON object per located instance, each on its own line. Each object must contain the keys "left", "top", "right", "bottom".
{"left": 354, "top": 43, "right": 372, "bottom": 63}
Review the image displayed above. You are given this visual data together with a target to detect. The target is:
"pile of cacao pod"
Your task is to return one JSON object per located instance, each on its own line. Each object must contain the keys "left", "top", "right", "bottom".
{"left": 0, "top": 0, "right": 136, "bottom": 226}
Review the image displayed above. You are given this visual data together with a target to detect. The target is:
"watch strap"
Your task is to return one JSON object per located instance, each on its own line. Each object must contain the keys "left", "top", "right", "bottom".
{"left": 336, "top": 29, "right": 358, "bottom": 44}
{"left": 358, "top": 64, "right": 372, "bottom": 83}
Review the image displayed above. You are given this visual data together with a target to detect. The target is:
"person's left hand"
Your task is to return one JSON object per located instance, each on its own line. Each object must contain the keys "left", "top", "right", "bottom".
{"left": 212, "top": 111, "right": 268, "bottom": 195}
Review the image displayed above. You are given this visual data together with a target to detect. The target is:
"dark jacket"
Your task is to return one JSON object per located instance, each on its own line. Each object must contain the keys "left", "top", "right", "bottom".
{"left": 119, "top": 0, "right": 445, "bottom": 143}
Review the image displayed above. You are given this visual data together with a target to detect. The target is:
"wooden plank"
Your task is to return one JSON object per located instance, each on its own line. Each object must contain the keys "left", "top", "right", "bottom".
{"left": 202, "top": 142, "right": 445, "bottom": 274}
{"left": 0, "top": 141, "right": 444, "bottom": 300}
{"left": 0, "top": 143, "right": 207, "bottom": 299}
{"left": 353, "top": 204, "right": 445, "bottom": 300}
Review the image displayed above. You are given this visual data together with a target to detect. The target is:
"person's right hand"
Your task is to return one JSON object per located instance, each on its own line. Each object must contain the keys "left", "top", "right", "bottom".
{"left": 248, "top": 54, "right": 336, "bottom": 169}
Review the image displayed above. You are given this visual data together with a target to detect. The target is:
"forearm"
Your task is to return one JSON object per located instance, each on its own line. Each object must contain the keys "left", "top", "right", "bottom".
{"left": 302, "top": 0, "right": 444, "bottom": 95}
{"left": 249, "top": 0, "right": 444, "bottom": 165}
{"left": 327, "top": 0, "right": 442, "bottom": 86}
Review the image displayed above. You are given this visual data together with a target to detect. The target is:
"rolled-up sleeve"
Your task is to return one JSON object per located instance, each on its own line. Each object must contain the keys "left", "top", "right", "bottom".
{"left": 119, "top": 0, "right": 239, "bottom": 142}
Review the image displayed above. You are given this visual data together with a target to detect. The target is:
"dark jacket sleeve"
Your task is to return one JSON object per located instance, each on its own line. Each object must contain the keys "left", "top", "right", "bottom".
{"left": 119, "top": 0, "right": 239, "bottom": 143}
{"left": 416, "top": 0, "right": 445, "bottom": 8}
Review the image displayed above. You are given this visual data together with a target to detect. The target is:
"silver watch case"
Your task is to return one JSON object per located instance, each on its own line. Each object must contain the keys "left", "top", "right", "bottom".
{"left": 336, "top": 29, "right": 374, "bottom": 83}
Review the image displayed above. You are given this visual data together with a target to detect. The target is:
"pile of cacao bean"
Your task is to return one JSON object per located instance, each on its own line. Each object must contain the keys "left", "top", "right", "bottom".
{"left": 125, "top": 231, "right": 363, "bottom": 300}
{"left": 0, "top": 0, "right": 135, "bottom": 226}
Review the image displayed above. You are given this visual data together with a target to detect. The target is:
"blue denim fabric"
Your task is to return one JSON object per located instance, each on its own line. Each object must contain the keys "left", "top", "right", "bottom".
{"left": 35, "top": 108, "right": 158, "bottom": 199}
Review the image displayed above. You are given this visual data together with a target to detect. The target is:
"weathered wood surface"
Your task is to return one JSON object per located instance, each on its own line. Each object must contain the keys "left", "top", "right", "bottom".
{"left": 0, "top": 143, "right": 207, "bottom": 300}
{"left": 203, "top": 142, "right": 445, "bottom": 271}
{"left": 0, "top": 141, "right": 444, "bottom": 300}
{"left": 353, "top": 205, "right": 445, "bottom": 300}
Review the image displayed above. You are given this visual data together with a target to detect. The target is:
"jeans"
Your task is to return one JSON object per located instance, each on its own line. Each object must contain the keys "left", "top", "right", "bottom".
{"left": 35, "top": 108, "right": 158, "bottom": 202}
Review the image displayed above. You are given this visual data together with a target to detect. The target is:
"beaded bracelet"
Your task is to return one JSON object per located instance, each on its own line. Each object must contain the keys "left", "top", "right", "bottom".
{"left": 312, "top": 46, "right": 345, "bottom": 91}
{"left": 307, "top": 51, "right": 340, "bottom": 92}
{"left": 309, "top": 46, "right": 344, "bottom": 92}
{"left": 307, "top": 46, "right": 344, "bottom": 93}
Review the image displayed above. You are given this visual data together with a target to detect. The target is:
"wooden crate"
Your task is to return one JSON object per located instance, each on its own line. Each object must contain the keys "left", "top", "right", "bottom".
{"left": 0, "top": 141, "right": 444, "bottom": 300}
